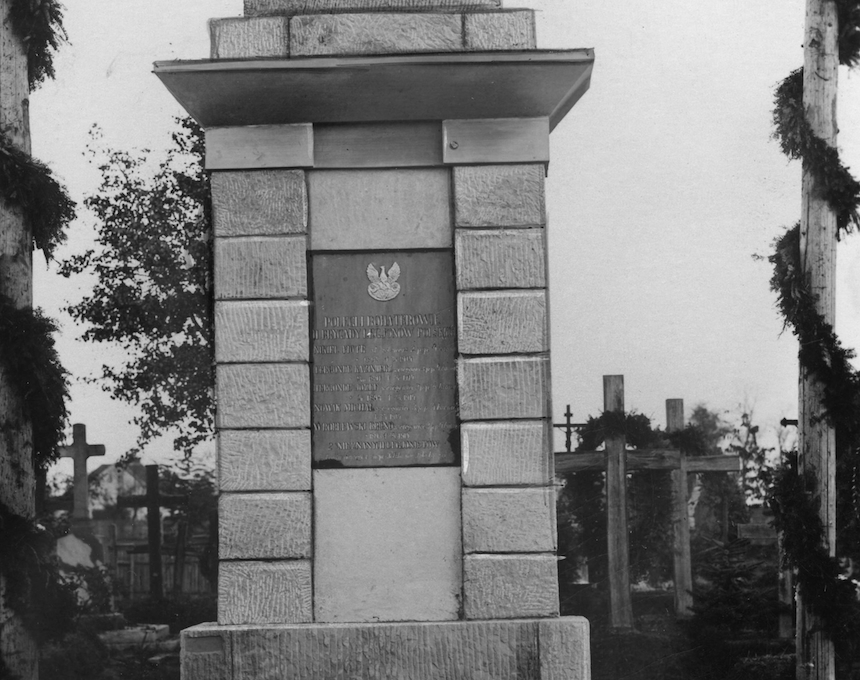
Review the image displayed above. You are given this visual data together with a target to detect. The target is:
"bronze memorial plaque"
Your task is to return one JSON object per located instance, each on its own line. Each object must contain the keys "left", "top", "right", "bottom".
{"left": 311, "top": 251, "right": 458, "bottom": 467}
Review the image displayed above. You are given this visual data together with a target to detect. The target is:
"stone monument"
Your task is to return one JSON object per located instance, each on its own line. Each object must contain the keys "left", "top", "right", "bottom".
{"left": 156, "top": 2, "right": 594, "bottom": 677}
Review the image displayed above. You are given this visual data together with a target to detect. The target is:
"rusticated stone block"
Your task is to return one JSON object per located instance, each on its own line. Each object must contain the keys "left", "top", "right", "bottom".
{"left": 216, "top": 364, "right": 309, "bottom": 428}
{"left": 181, "top": 627, "right": 231, "bottom": 680}
{"left": 465, "top": 11, "right": 536, "bottom": 50}
{"left": 464, "top": 554, "right": 559, "bottom": 619}
{"left": 462, "top": 420, "right": 552, "bottom": 486}
{"left": 220, "top": 492, "right": 311, "bottom": 559}
{"left": 209, "top": 17, "right": 289, "bottom": 59}
{"left": 246, "top": 0, "right": 500, "bottom": 17}
{"left": 454, "top": 165, "right": 545, "bottom": 228}
{"left": 458, "top": 291, "right": 547, "bottom": 354}
{"left": 214, "top": 236, "right": 307, "bottom": 300}
{"left": 291, "top": 13, "right": 461, "bottom": 57}
{"left": 539, "top": 618, "right": 591, "bottom": 680}
{"left": 212, "top": 171, "right": 307, "bottom": 237}
{"left": 218, "top": 561, "right": 312, "bottom": 625}
{"left": 456, "top": 229, "right": 546, "bottom": 290}
{"left": 458, "top": 357, "right": 549, "bottom": 420}
{"left": 184, "top": 618, "right": 591, "bottom": 680}
{"left": 462, "top": 487, "right": 556, "bottom": 553}
{"left": 215, "top": 301, "right": 309, "bottom": 363}
{"left": 308, "top": 169, "right": 451, "bottom": 249}
{"left": 219, "top": 429, "right": 311, "bottom": 491}
{"left": 314, "top": 468, "right": 462, "bottom": 623}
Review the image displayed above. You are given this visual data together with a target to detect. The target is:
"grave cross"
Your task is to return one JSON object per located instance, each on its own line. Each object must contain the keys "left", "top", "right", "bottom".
{"left": 58, "top": 423, "right": 106, "bottom": 520}
{"left": 118, "top": 465, "right": 185, "bottom": 599}
{"left": 555, "top": 375, "right": 742, "bottom": 628}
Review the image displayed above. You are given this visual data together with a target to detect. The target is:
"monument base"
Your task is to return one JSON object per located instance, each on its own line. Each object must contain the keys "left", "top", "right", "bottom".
{"left": 182, "top": 617, "right": 590, "bottom": 680}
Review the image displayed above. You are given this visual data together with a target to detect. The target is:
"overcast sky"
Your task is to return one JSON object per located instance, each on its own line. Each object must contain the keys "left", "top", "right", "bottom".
{"left": 31, "top": 0, "right": 860, "bottom": 475}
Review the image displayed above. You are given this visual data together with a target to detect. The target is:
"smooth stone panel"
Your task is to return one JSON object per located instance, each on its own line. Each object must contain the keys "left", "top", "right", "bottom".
{"left": 214, "top": 236, "right": 307, "bottom": 300}
{"left": 539, "top": 618, "right": 592, "bottom": 680}
{"left": 456, "top": 229, "right": 546, "bottom": 290}
{"left": 308, "top": 169, "right": 451, "bottom": 249}
{"left": 181, "top": 627, "right": 231, "bottom": 680}
{"left": 465, "top": 11, "right": 536, "bottom": 50}
{"left": 462, "top": 420, "right": 552, "bottom": 486}
{"left": 219, "top": 492, "right": 311, "bottom": 559}
{"left": 464, "top": 554, "right": 559, "bottom": 619}
{"left": 218, "top": 561, "right": 312, "bottom": 625}
{"left": 246, "top": 0, "right": 500, "bottom": 16}
{"left": 458, "top": 357, "right": 550, "bottom": 420}
{"left": 314, "top": 467, "right": 462, "bottom": 622}
{"left": 462, "top": 487, "right": 557, "bottom": 553}
{"left": 458, "top": 290, "right": 547, "bottom": 354}
{"left": 216, "top": 364, "right": 309, "bottom": 428}
{"left": 454, "top": 165, "right": 545, "bottom": 228}
{"left": 212, "top": 171, "right": 307, "bottom": 235}
{"left": 219, "top": 430, "right": 311, "bottom": 491}
{"left": 291, "top": 13, "right": 462, "bottom": 57}
{"left": 209, "top": 17, "right": 289, "bottom": 59}
{"left": 215, "top": 301, "right": 309, "bottom": 363}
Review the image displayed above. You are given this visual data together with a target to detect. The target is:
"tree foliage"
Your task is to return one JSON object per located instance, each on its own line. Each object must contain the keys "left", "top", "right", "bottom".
{"left": 59, "top": 119, "right": 212, "bottom": 459}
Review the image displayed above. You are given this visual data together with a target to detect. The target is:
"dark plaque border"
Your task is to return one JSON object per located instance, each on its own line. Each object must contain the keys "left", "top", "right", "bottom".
{"left": 311, "top": 250, "right": 458, "bottom": 468}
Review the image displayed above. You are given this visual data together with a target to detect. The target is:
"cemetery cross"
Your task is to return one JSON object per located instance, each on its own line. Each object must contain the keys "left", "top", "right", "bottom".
{"left": 58, "top": 423, "right": 106, "bottom": 521}
{"left": 118, "top": 465, "right": 185, "bottom": 599}
{"left": 555, "top": 375, "right": 741, "bottom": 627}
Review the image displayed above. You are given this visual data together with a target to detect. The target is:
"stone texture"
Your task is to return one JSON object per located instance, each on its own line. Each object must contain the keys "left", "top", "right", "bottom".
{"left": 314, "top": 468, "right": 462, "bottom": 623}
{"left": 464, "top": 554, "right": 559, "bottom": 619}
{"left": 214, "top": 236, "right": 307, "bottom": 300}
{"left": 216, "top": 364, "right": 309, "bottom": 428}
{"left": 291, "top": 13, "right": 462, "bottom": 56}
{"left": 181, "top": 627, "right": 231, "bottom": 680}
{"left": 180, "top": 618, "right": 592, "bottom": 680}
{"left": 462, "top": 487, "right": 557, "bottom": 553}
{"left": 218, "top": 561, "right": 312, "bottom": 625}
{"left": 456, "top": 229, "right": 547, "bottom": 290}
{"left": 458, "top": 290, "right": 547, "bottom": 354}
{"left": 212, "top": 171, "right": 307, "bottom": 236}
{"left": 465, "top": 11, "right": 536, "bottom": 50}
{"left": 246, "top": 0, "right": 500, "bottom": 16}
{"left": 210, "top": 17, "right": 289, "bottom": 59}
{"left": 215, "top": 301, "right": 309, "bottom": 363}
{"left": 539, "top": 618, "right": 591, "bottom": 680}
{"left": 462, "top": 420, "right": 552, "bottom": 486}
{"left": 219, "top": 429, "right": 311, "bottom": 491}
{"left": 458, "top": 357, "right": 550, "bottom": 420}
{"left": 308, "top": 169, "right": 451, "bottom": 250}
{"left": 454, "top": 165, "right": 546, "bottom": 228}
{"left": 219, "top": 492, "right": 311, "bottom": 559}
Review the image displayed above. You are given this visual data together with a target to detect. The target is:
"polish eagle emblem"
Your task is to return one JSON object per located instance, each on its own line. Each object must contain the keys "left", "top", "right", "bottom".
{"left": 366, "top": 262, "right": 401, "bottom": 301}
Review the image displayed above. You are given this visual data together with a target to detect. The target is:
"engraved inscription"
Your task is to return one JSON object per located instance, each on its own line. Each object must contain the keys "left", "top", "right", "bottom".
{"left": 312, "top": 252, "right": 457, "bottom": 467}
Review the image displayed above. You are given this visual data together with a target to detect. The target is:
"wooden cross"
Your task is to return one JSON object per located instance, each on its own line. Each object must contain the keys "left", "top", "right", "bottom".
{"left": 118, "top": 465, "right": 185, "bottom": 599}
{"left": 555, "top": 375, "right": 742, "bottom": 628}
{"left": 58, "top": 423, "right": 106, "bottom": 521}
{"left": 738, "top": 509, "right": 794, "bottom": 639}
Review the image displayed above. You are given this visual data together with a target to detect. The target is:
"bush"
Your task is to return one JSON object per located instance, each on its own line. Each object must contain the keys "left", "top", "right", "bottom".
{"left": 40, "top": 631, "right": 108, "bottom": 680}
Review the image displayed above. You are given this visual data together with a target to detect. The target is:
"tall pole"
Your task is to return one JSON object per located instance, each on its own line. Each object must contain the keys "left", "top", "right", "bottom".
{"left": 0, "top": 0, "right": 37, "bottom": 678}
{"left": 667, "top": 399, "right": 692, "bottom": 617}
{"left": 797, "top": 1, "right": 838, "bottom": 678}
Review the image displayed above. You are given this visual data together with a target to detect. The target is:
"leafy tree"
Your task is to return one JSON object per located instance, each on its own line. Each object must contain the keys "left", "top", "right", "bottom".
{"left": 59, "top": 119, "right": 212, "bottom": 459}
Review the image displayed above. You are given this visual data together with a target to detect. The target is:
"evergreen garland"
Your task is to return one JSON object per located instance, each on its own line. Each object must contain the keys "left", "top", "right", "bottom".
{"left": 0, "top": 298, "right": 70, "bottom": 473}
{"left": 0, "top": 132, "right": 75, "bottom": 260}
{"left": 766, "top": 0, "right": 860, "bottom": 658}
{"left": 9, "top": 0, "right": 68, "bottom": 90}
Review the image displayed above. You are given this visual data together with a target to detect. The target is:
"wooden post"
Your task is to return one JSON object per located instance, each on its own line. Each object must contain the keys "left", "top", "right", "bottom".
{"left": 173, "top": 520, "right": 187, "bottom": 595}
{"left": 604, "top": 375, "right": 633, "bottom": 629}
{"left": 667, "top": 399, "right": 693, "bottom": 617}
{"left": 798, "top": 0, "right": 838, "bottom": 677}
{"left": 145, "top": 466, "right": 164, "bottom": 599}
{"left": 0, "top": 0, "right": 37, "bottom": 677}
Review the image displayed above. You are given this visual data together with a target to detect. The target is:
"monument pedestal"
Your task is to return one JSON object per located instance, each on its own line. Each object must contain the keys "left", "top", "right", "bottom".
{"left": 183, "top": 618, "right": 589, "bottom": 680}
{"left": 157, "top": 4, "right": 594, "bottom": 679}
